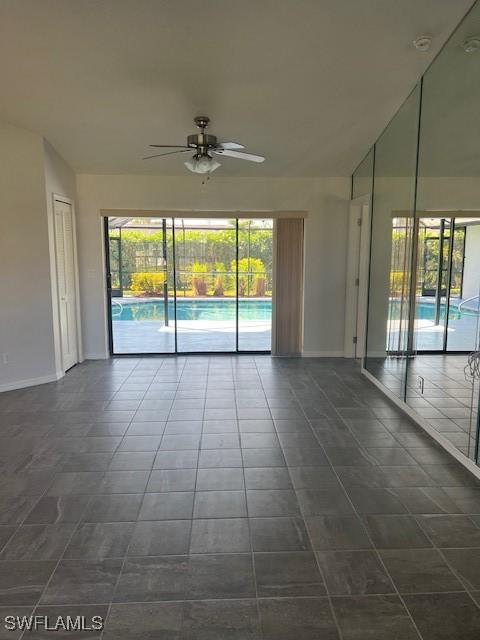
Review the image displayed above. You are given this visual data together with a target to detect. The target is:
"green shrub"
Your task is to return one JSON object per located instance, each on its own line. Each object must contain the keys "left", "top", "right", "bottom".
{"left": 130, "top": 272, "right": 165, "bottom": 296}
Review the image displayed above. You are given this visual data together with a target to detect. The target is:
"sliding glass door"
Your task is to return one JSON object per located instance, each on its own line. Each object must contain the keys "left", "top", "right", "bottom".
{"left": 238, "top": 219, "right": 273, "bottom": 351}
{"left": 174, "top": 218, "right": 237, "bottom": 352}
{"left": 106, "top": 218, "right": 175, "bottom": 354}
{"left": 412, "top": 217, "right": 479, "bottom": 353}
{"left": 105, "top": 216, "right": 272, "bottom": 354}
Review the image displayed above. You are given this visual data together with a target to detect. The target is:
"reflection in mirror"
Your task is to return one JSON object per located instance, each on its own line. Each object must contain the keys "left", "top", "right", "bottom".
{"left": 406, "top": 2, "right": 480, "bottom": 460}
{"left": 364, "top": 86, "right": 421, "bottom": 400}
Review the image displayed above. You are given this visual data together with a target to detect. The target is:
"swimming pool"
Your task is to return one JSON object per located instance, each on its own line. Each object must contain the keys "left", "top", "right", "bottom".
{"left": 389, "top": 300, "right": 479, "bottom": 320}
{"left": 112, "top": 298, "right": 272, "bottom": 322}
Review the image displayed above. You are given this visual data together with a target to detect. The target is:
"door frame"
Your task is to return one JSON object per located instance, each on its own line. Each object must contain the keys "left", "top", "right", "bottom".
{"left": 344, "top": 194, "right": 371, "bottom": 358}
{"left": 51, "top": 194, "right": 83, "bottom": 373}
{"left": 104, "top": 216, "right": 273, "bottom": 356}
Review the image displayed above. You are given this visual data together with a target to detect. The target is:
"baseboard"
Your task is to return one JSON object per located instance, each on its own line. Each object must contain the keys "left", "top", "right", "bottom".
{"left": 362, "top": 366, "right": 480, "bottom": 482}
{"left": 0, "top": 372, "right": 63, "bottom": 393}
{"left": 84, "top": 352, "right": 110, "bottom": 360}
{"left": 301, "top": 350, "right": 344, "bottom": 357}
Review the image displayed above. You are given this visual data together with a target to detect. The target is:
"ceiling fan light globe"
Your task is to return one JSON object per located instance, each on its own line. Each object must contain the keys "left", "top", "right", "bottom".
{"left": 184, "top": 155, "right": 221, "bottom": 174}
{"left": 208, "top": 159, "right": 221, "bottom": 172}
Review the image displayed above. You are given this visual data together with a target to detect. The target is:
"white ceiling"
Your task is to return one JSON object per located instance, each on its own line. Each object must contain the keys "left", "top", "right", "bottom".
{"left": 0, "top": 0, "right": 474, "bottom": 177}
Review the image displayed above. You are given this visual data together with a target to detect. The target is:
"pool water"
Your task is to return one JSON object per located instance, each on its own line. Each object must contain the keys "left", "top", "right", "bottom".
{"left": 389, "top": 300, "right": 479, "bottom": 321}
{"left": 113, "top": 298, "right": 272, "bottom": 321}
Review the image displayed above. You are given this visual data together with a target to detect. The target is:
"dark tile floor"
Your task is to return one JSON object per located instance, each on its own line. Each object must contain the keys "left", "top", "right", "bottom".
{"left": 367, "top": 354, "right": 479, "bottom": 459}
{"left": 0, "top": 356, "right": 480, "bottom": 638}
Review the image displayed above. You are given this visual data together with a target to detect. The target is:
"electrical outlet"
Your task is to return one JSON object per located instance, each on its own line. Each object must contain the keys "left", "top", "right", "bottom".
{"left": 417, "top": 375, "right": 424, "bottom": 394}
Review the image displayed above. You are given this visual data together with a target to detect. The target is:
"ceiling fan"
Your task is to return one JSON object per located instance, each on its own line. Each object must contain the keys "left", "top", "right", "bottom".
{"left": 143, "top": 116, "right": 265, "bottom": 174}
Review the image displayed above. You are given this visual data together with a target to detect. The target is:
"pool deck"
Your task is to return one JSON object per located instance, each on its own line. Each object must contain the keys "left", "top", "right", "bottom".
{"left": 112, "top": 320, "right": 271, "bottom": 353}
{"left": 389, "top": 296, "right": 480, "bottom": 351}
{"left": 111, "top": 296, "right": 272, "bottom": 353}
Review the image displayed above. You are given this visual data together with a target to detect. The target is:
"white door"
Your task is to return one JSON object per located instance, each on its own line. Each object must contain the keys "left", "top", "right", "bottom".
{"left": 54, "top": 199, "right": 78, "bottom": 371}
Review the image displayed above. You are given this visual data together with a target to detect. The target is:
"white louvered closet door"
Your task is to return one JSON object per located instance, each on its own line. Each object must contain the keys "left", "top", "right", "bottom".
{"left": 54, "top": 200, "right": 78, "bottom": 371}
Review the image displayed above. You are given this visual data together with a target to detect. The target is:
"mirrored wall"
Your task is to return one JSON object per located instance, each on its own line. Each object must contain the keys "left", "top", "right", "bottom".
{"left": 355, "top": 0, "right": 480, "bottom": 464}
{"left": 363, "top": 86, "right": 420, "bottom": 400}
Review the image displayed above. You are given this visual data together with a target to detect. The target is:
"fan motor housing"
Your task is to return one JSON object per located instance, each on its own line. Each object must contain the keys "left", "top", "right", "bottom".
{"left": 187, "top": 133, "right": 217, "bottom": 149}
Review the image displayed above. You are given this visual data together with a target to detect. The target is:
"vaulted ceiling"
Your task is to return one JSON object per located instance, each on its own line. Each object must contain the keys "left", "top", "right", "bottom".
{"left": 0, "top": 0, "right": 474, "bottom": 176}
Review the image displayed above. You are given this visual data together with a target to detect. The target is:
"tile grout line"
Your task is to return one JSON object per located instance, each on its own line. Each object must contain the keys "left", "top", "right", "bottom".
{"left": 99, "top": 357, "right": 170, "bottom": 640}
{"left": 3, "top": 357, "right": 479, "bottom": 638}
{"left": 260, "top": 361, "right": 346, "bottom": 640}
{"left": 18, "top": 491, "right": 98, "bottom": 640}
{"left": 295, "top": 365, "right": 425, "bottom": 640}
{"left": 283, "top": 367, "right": 346, "bottom": 640}
{"left": 10, "top": 382, "right": 124, "bottom": 640}
{"left": 411, "top": 512, "right": 480, "bottom": 610}
{"left": 248, "top": 355, "right": 265, "bottom": 640}
{"left": 335, "top": 365, "right": 480, "bottom": 609}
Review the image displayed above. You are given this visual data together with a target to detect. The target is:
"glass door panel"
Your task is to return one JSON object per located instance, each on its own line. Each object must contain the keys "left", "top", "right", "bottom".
{"left": 413, "top": 218, "right": 451, "bottom": 352}
{"left": 108, "top": 232, "right": 121, "bottom": 296}
{"left": 174, "top": 218, "right": 237, "bottom": 352}
{"left": 412, "top": 219, "right": 478, "bottom": 353}
{"left": 107, "top": 217, "right": 175, "bottom": 354}
{"left": 446, "top": 224, "right": 479, "bottom": 351}
{"left": 237, "top": 219, "right": 273, "bottom": 351}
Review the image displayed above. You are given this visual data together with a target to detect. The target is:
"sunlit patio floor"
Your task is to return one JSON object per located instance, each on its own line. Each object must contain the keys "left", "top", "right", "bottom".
{"left": 112, "top": 320, "right": 271, "bottom": 353}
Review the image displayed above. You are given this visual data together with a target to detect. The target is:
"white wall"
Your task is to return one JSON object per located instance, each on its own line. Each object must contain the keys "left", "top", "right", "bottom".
{"left": 417, "top": 177, "right": 480, "bottom": 211}
{"left": 463, "top": 224, "right": 480, "bottom": 301}
{"left": 75, "top": 174, "right": 350, "bottom": 358}
{"left": 418, "top": 176, "right": 480, "bottom": 305}
{"left": 0, "top": 122, "right": 78, "bottom": 391}
{"left": 366, "top": 176, "right": 416, "bottom": 359}
{"left": 0, "top": 122, "right": 57, "bottom": 389}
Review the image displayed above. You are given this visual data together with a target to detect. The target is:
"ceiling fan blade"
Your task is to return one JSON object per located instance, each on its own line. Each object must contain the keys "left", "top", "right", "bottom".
{"left": 143, "top": 149, "right": 192, "bottom": 160}
{"left": 213, "top": 149, "right": 265, "bottom": 163}
{"left": 149, "top": 144, "right": 191, "bottom": 148}
{"left": 217, "top": 142, "right": 245, "bottom": 150}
